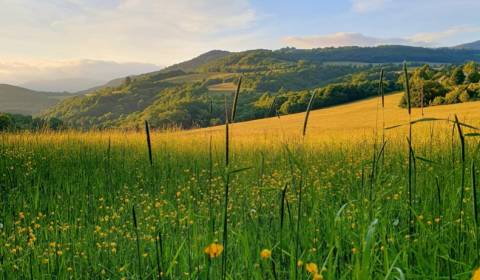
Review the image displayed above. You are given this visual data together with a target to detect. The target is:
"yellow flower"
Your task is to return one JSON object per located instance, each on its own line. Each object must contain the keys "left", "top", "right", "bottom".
{"left": 473, "top": 267, "right": 480, "bottom": 280}
{"left": 260, "top": 249, "right": 271, "bottom": 260}
{"left": 297, "top": 260, "right": 303, "bottom": 267}
{"left": 204, "top": 243, "right": 223, "bottom": 259}
{"left": 313, "top": 273, "right": 324, "bottom": 280}
{"left": 57, "top": 250, "right": 63, "bottom": 256}
{"left": 19, "top": 212, "right": 25, "bottom": 220}
{"left": 305, "top": 263, "right": 318, "bottom": 274}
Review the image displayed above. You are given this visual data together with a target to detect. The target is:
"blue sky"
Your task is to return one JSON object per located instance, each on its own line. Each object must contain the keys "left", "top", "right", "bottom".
{"left": 0, "top": 0, "right": 479, "bottom": 85}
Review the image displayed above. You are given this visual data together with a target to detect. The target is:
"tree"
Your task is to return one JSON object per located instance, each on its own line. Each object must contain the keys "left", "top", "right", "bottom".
{"left": 450, "top": 68, "right": 465, "bottom": 85}
{"left": 0, "top": 113, "right": 13, "bottom": 131}
{"left": 467, "top": 71, "right": 480, "bottom": 83}
{"left": 125, "top": 76, "right": 132, "bottom": 86}
{"left": 459, "top": 91, "right": 470, "bottom": 103}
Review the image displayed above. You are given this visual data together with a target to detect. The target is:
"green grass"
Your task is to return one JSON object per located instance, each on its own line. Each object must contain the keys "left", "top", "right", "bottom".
{"left": 0, "top": 125, "right": 480, "bottom": 279}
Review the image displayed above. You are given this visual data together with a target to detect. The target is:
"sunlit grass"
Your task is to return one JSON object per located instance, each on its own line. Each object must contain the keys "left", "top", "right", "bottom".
{"left": 1, "top": 93, "right": 480, "bottom": 279}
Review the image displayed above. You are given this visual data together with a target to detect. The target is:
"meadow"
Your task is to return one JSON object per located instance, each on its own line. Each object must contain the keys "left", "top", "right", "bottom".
{"left": 1, "top": 92, "right": 480, "bottom": 279}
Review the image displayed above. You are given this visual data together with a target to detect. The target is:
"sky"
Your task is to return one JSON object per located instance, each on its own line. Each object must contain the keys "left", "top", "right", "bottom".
{"left": 1, "top": 0, "right": 479, "bottom": 89}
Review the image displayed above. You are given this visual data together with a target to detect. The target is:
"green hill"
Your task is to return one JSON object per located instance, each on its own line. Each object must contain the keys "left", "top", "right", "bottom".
{"left": 0, "top": 84, "right": 75, "bottom": 115}
{"left": 43, "top": 46, "right": 480, "bottom": 129}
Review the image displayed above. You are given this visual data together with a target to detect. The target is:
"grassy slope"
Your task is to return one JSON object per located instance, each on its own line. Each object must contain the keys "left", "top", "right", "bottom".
{"left": 188, "top": 92, "right": 480, "bottom": 139}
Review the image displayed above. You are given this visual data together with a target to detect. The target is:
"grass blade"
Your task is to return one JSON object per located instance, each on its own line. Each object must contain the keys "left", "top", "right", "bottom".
{"left": 302, "top": 91, "right": 316, "bottom": 136}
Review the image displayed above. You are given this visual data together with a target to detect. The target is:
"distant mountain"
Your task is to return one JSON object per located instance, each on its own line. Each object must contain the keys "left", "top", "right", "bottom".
{"left": 0, "top": 84, "right": 75, "bottom": 115}
{"left": 21, "top": 78, "right": 106, "bottom": 93}
{"left": 453, "top": 40, "right": 480, "bottom": 50}
{"left": 72, "top": 50, "right": 231, "bottom": 95}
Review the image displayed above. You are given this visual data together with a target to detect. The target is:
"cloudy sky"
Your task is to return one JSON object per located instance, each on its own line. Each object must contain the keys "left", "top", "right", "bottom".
{"left": 1, "top": 0, "right": 479, "bottom": 89}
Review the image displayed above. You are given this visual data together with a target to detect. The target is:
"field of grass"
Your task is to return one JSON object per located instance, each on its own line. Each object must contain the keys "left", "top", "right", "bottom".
{"left": 1, "top": 92, "right": 480, "bottom": 279}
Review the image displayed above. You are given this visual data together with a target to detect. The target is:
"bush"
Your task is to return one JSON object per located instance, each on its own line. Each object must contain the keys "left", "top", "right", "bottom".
{"left": 432, "top": 96, "right": 445, "bottom": 105}
{"left": 459, "top": 91, "right": 470, "bottom": 103}
{"left": 444, "top": 90, "right": 460, "bottom": 104}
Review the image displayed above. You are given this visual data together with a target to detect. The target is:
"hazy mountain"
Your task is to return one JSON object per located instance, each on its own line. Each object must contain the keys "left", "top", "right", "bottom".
{"left": 21, "top": 78, "right": 105, "bottom": 93}
{"left": 453, "top": 40, "right": 480, "bottom": 50}
{"left": 0, "top": 84, "right": 74, "bottom": 115}
{"left": 1, "top": 59, "right": 162, "bottom": 93}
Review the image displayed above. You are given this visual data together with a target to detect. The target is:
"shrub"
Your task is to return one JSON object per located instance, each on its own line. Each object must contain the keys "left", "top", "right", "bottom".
{"left": 444, "top": 90, "right": 460, "bottom": 104}
{"left": 432, "top": 96, "right": 445, "bottom": 106}
{"left": 458, "top": 91, "right": 470, "bottom": 103}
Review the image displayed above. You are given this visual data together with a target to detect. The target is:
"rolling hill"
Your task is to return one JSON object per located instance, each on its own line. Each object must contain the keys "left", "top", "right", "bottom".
{"left": 43, "top": 45, "right": 480, "bottom": 129}
{"left": 0, "top": 84, "right": 75, "bottom": 115}
{"left": 187, "top": 92, "right": 480, "bottom": 140}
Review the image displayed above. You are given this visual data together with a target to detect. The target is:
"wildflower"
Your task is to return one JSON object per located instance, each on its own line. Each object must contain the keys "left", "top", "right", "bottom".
{"left": 351, "top": 247, "right": 357, "bottom": 254}
{"left": 204, "top": 243, "right": 223, "bottom": 259}
{"left": 305, "top": 263, "right": 318, "bottom": 274}
{"left": 57, "top": 250, "right": 63, "bottom": 256}
{"left": 473, "top": 267, "right": 480, "bottom": 280}
{"left": 19, "top": 212, "right": 25, "bottom": 220}
{"left": 313, "top": 273, "right": 324, "bottom": 280}
{"left": 260, "top": 249, "right": 271, "bottom": 260}
{"left": 297, "top": 260, "right": 303, "bottom": 267}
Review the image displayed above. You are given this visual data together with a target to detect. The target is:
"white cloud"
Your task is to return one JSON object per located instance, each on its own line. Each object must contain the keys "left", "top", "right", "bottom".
{"left": 283, "top": 26, "right": 480, "bottom": 49}
{"left": 283, "top": 32, "right": 410, "bottom": 48}
{"left": 0, "top": 0, "right": 258, "bottom": 66}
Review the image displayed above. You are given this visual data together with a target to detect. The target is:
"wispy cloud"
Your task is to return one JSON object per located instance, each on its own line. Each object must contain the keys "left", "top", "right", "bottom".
{"left": 283, "top": 26, "right": 480, "bottom": 48}
{"left": 283, "top": 32, "right": 410, "bottom": 48}
{"left": 409, "top": 26, "right": 480, "bottom": 44}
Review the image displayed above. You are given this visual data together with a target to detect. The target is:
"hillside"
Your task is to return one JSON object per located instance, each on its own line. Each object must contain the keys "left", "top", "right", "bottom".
{"left": 44, "top": 45, "right": 480, "bottom": 129}
{"left": 188, "top": 92, "right": 480, "bottom": 139}
{"left": 0, "top": 84, "right": 74, "bottom": 115}
{"left": 162, "top": 50, "right": 231, "bottom": 72}
{"left": 453, "top": 40, "right": 480, "bottom": 50}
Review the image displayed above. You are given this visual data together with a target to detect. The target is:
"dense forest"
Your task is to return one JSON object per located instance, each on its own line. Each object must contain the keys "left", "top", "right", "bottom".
{"left": 41, "top": 46, "right": 480, "bottom": 130}
{"left": 399, "top": 62, "right": 480, "bottom": 107}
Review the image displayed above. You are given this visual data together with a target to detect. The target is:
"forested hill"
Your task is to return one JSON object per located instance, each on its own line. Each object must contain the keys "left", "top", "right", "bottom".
{"left": 43, "top": 45, "right": 480, "bottom": 130}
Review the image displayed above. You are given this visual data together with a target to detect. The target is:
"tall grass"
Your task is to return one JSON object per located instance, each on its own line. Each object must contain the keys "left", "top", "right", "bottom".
{"left": 1, "top": 95, "right": 480, "bottom": 278}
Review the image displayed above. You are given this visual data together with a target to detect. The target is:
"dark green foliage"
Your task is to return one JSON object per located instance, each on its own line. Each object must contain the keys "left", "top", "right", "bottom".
{"left": 0, "top": 113, "right": 13, "bottom": 131}
{"left": 0, "top": 112, "right": 63, "bottom": 131}
{"left": 400, "top": 62, "right": 480, "bottom": 108}
{"left": 467, "top": 72, "right": 480, "bottom": 83}
{"left": 450, "top": 67, "right": 466, "bottom": 85}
